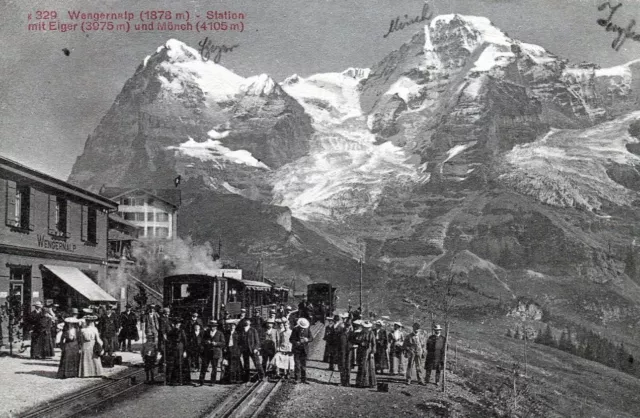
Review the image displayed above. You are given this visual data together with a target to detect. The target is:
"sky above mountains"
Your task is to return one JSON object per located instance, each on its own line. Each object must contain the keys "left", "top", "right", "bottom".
{"left": 2, "top": 0, "right": 640, "bottom": 180}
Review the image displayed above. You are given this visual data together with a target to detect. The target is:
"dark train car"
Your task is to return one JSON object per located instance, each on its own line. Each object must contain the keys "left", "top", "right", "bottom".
{"left": 163, "top": 273, "right": 290, "bottom": 323}
{"left": 307, "top": 282, "right": 337, "bottom": 321}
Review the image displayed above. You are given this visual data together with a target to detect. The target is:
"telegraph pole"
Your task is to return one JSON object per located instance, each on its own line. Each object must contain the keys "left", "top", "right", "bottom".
{"left": 359, "top": 257, "right": 363, "bottom": 309}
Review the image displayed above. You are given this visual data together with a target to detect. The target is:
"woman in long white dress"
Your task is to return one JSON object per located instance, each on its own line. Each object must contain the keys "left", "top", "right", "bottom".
{"left": 273, "top": 319, "right": 294, "bottom": 379}
{"left": 79, "top": 315, "right": 104, "bottom": 378}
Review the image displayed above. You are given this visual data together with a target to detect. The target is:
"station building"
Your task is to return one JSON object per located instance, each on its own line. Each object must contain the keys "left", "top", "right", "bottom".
{"left": 99, "top": 187, "right": 180, "bottom": 240}
{"left": 0, "top": 156, "right": 117, "bottom": 335}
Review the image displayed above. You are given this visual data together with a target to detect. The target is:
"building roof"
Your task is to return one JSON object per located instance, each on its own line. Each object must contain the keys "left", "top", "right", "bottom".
{"left": 99, "top": 186, "right": 181, "bottom": 208}
{"left": 0, "top": 156, "right": 118, "bottom": 209}
{"left": 108, "top": 229, "right": 138, "bottom": 241}
{"left": 108, "top": 213, "right": 141, "bottom": 229}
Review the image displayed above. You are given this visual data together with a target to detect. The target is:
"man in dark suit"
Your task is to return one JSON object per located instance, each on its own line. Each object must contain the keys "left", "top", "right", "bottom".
{"left": 188, "top": 322, "right": 204, "bottom": 371}
{"left": 239, "top": 319, "right": 265, "bottom": 382}
{"left": 119, "top": 304, "right": 138, "bottom": 352}
{"left": 290, "top": 317, "right": 314, "bottom": 384}
{"left": 425, "top": 324, "right": 446, "bottom": 386}
{"left": 197, "top": 320, "right": 226, "bottom": 386}
{"left": 158, "top": 307, "right": 171, "bottom": 368}
{"left": 99, "top": 304, "right": 120, "bottom": 356}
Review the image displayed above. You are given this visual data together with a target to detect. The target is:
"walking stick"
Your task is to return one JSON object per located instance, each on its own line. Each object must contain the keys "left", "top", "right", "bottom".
{"left": 163, "top": 339, "right": 167, "bottom": 386}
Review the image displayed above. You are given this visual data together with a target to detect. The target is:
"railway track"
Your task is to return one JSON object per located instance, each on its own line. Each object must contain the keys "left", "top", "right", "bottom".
{"left": 206, "top": 322, "right": 324, "bottom": 418}
{"left": 19, "top": 367, "right": 148, "bottom": 418}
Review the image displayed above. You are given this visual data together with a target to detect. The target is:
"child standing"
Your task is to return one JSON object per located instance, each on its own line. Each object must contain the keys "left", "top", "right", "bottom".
{"left": 141, "top": 334, "right": 158, "bottom": 383}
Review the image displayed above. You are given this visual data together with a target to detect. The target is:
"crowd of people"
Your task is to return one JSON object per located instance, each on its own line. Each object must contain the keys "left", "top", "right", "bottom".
{"left": 321, "top": 312, "right": 447, "bottom": 388}
{"left": 24, "top": 301, "right": 143, "bottom": 379}
{"left": 143, "top": 304, "right": 315, "bottom": 386}
{"left": 24, "top": 299, "right": 445, "bottom": 389}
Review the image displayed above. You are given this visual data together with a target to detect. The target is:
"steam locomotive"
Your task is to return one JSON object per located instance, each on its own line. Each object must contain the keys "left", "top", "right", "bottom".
{"left": 163, "top": 270, "right": 290, "bottom": 322}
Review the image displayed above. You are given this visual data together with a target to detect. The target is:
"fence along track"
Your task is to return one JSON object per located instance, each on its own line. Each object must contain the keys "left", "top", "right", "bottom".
{"left": 19, "top": 368, "right": 148, "bottom": 418}
{"left": 208, "top": 322, "right": 324, "bottom": 418}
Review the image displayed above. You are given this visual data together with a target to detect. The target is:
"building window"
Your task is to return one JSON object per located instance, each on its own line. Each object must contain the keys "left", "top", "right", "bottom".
{"left": 124, "top": 212, "right": 145, "bottom": 221}
{"left": 145, "top": 226, "right": 154, "bottom": 237}
{"left": 55, "top": 197, "right": 67, "bottom": 233}
{"left": 5, "top": 181, "right": 32, "bottom": 230}
{"left": 134, "top": 198, "right": 145, "bottom": 206}
{"left": 156, "top": 212, "right": 169, "bottom": 222}
{"left": 48, "top": 195, "right": 68, "bottom": 236}
{"left": 121, "top": 197, "right": 131, "bottom": 205}
{"left": 156, "top": 227, "right": 169, "bottom": 238}
{"left": 81, "top": 205, "right": 98, "bottom": 243}
{"left": 147, "top": 212, "right": 154, "bottom": 221}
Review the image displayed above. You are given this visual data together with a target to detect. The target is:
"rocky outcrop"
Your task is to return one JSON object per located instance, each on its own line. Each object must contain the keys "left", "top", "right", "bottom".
{"left": 69, "top": 39, "right": 313, "bottom": 193}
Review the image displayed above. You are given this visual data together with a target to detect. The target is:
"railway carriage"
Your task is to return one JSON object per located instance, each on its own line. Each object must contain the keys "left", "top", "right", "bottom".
{"left": 307, "top": 282, "right": 337, "bottom": 321}
{"left": 163, "top": 271, "right": 289, "bottom": 323}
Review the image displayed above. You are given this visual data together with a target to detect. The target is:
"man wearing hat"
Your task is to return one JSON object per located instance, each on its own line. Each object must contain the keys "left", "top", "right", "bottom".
{"left": 335, "top": 313, "right": 352, "bottom": 386}
{"left": 239, "top": 319, "right": 265, "bottom": 382}
{"left": 165, "top": 317, "right": 189, "bottom": 385}
{"left": 119, "top": 304, "right": 138, "bottom": 352}
{"left": 28, "top": 301, "right": 54, "bottom": 359}
{"left": 261, "top": 318, "right": 278, "bottom": 375}
{"left": 158, "top": 307, "right": 171, "bottom": 368}
{"left": 404, "top": 322, "right": 426, "bottom": 385}
{"left": 290, "top": 317, "right": 313, "bottom": 384}
{"left": 389, "top": 322, "right": 405, "bottom": 375}
{"left": 142, "top": 304, "right": 159, "bottom": 342}
{"left": 322, "top": 316, "right": 338, "bottom": 371}
{"left": 99, "top": 304, "right": 120, "bottom": 356}
{"left": 197, "top": 320, "right": 226, "bottom": 386}
{"left": 374, "top": 320, "right": 389, "bottom": 374}
{"left": 425, "top": 324, "right": 446, "bottom": 386}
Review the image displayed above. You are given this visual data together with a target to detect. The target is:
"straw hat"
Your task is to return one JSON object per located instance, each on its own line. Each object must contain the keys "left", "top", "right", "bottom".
{"left": 83, "top": 315, "right": 98, "bottom": 321}
{"left": 297, "top": 318, "right": 310, "bottom": 329}
{"left": 353, "top": 319, "right": 363, "bottom": 326}
{"left": 208, "top": 319, "right": 218, "bottom": 326}
{"left": 33, "top": 301, "right": 43, "bottom": 308}
{"left": 393, "top": 322, "right": 402, "bottom": 327}
{"left": 64, "top": 317, "right": 80, "bottom": 324}
{"left": 362, "top": 321, "right": 373, "bottom": 328}
{"left": 374, "top": 320, "right": 383, "bottom": 326}
{"left": 226, "top": 318, "right": 239, "bottom": 325}
{"left": 340, "top": 312, "right": 349, "bottom": 319}
{"left": 433, "top": 324, "right": 443, "bottom": 331}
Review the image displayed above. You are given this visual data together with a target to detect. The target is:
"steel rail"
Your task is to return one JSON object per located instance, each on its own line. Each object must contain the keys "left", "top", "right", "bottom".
{"left": 19, "top": 367, "right": 148, "bottom": 418}
{"left": 207, "top": 322, "right": 325, "bottom": 418}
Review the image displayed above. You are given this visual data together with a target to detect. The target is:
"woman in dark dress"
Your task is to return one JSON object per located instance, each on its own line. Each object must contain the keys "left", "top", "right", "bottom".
{"left": 224, "top": 320, "right": 242, "bottom": 383}
{"left": 57, "top": 318, "right": 81, "bottom": 379}
{"left": 355, "top": 321, "right": 377, "bottom": 388}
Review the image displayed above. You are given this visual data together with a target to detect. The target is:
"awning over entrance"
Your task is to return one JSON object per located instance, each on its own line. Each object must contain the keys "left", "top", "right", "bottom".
{"left": 42, "top": 265, "right": 117, "bottom": 302}
{"left": 242, "top": 280, "right": 272, "bottom": 290}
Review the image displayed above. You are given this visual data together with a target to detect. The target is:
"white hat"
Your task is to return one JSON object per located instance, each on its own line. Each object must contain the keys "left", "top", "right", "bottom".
{"left": 374, "top": 320, "right": 383, "bottom": 326}
{"left": 297, "top": 318, "right": 310, "bottom": 329}
{"left": 339, "top": 312, "right": 349, "bottom": 319}
{"left": 433, "top": 324, "right": 443, "bottom": 331}
{"left": 381, "top": 316, "right": 390, "bottom": 320}
{"left": 64, "top": 317, "right": 80, "bottom": 324}
{"left": 363, "top": 321, "right": 373, "bottom": 328}
{"left": 353, "top": 319, "right": 363, "bottom": 326}
{"left": 393, "top": 322, "right": 402, "bottom": 327}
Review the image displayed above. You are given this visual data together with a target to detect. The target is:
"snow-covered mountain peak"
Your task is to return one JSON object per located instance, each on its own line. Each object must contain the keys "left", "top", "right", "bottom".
{"left": 162, "top": 38, "right": 201, "bottom": 63}
{"left": 241, "top": 74, "right": 283, "bottom": 97}
{"left": 141, "top": 39, "right": 246, "bottom": 101}
{"left": 283, "top": 74, "right": 301, "bottom": 85}
{"left": 429, "top": 15, "right": 511, "bottom": 49}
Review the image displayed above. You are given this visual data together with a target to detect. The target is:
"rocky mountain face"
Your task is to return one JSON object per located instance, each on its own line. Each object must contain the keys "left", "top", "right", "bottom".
{"left": 69, "top": 16, "right": 640, "bottom": 346}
